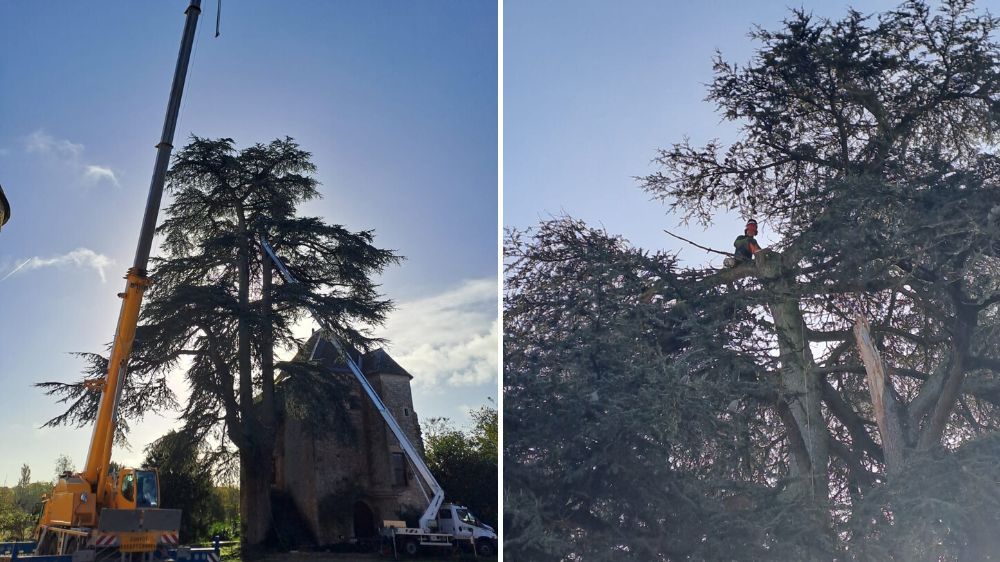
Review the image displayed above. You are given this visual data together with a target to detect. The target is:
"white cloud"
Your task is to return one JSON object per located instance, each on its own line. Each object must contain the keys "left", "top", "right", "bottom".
{"left": 1, "top": 248, "right": 114, "bottom": 283}
{"left": 84, "top": 165, "right": 119, "bottom": 186}
{"left": 25, "top": 130, "right": 83, "bottom": 160}
{"left": 23, "top": 130, "right": 118, "bottom": 187}
{"left": 376, "top": 278, "right": 498, "bottom": 389}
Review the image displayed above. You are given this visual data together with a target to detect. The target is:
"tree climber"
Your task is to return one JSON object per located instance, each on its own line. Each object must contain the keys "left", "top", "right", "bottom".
{"left": 732, "top": 219, "right": 761, "bottom": 265}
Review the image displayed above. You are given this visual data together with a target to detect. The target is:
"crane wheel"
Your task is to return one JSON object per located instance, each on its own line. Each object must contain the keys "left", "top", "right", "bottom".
{"left": 402, "top": 539, "right": 420, "bottom": 556}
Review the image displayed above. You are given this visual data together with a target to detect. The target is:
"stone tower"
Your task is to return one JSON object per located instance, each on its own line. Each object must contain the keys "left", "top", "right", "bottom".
{"left": 272, "top": 334, "right": 426, "bottom": 545}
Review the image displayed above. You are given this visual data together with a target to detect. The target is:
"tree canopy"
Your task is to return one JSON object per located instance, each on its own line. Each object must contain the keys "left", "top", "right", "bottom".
{"left": 505, "top": 1, "right": 1000, "bottom": 559}
{"left": 40, "top": 136, "right": 400, "bottom": 550}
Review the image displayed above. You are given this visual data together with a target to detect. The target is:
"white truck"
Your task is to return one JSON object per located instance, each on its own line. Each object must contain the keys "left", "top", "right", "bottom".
{"left": 260, "top": 238, "right": 498, "bottom": 557}
{"left": 383, "top": 502, "right": 497, "bottom": 557}
{"left": 436, "top": 503, "right": 497, "bottom": 555}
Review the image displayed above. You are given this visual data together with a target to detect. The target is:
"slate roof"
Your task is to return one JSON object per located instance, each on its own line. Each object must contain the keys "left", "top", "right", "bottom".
{"left": 362, "top": 348, "right": 412, "bottom": 379}
{"left": 306, "top": 333, "right": 413, "bottom": 380}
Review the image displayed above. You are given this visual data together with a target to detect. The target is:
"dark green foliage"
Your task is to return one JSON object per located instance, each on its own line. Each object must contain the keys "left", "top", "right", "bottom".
{"left": 847, "top": 435, "right": 1000, "bottom": 560}
{"left": 505, "top": 220, "right": 801, "bottom": 560}
{"left": 151, "top": 136, "right": 397, "bottom": 546}
{"left": 470, "top": 405, "right": 498, "bottom": 462}
{"left": 209, "top": 517, "right": 239, "bottom": 542}
{"left": 209, "top": 486, "right": 241, "bottom": 540}
{"left": 645, "top": 0, "right": 1000, "bottom": 234}
{"left": 0, "top": 490, "right": 35, "bottom": 541}
{"left": 37, "top": 352, "right": 178, "bottom": 446}
{"left": 0, "top": 467, "right": 64, "bottom": 541}
{"left": 275, "top": 358, "right": 358, "bottom": 445}
{"left": 423, "top": 405, "right": 498, "bottom": 527}
{"left": 143, "top": 430, "right": 220, "bottom": 542}
{"left": 0, "top": 465, "right": 47, "bottom": 541}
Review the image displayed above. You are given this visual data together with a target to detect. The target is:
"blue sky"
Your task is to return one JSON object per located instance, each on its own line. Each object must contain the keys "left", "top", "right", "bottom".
{"left": 0, "top": 1, "right": 497, "bottom": 483}
{"left": 505, "top": 0, "right": 903, "bottom": 260}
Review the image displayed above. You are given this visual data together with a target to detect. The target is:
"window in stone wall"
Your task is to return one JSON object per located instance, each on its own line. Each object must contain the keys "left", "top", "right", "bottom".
{"left": 391, "top": 452, "right": 407, "bottom": 486}
{"left": 404, "top": 408, "right": 410, "bottom": 417}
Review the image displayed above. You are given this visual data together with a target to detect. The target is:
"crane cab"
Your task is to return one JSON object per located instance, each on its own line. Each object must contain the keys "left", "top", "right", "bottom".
{"left": 38, "top": 467, "right": 163, "bottom": 528}
{"left": 112, "top": 468, "right": 161, "bottom": 509}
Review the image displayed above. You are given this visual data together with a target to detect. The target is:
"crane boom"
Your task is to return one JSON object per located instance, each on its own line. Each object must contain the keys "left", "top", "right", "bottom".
{"left": 82, "top": 0, "right": 202, "bottom": 499}
{"left": 260, "top": 236, "right": 446, "bottom": 531}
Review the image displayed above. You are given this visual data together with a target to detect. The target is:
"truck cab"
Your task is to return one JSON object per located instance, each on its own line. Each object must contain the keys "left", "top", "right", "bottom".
{"left": 437, "top": 503, "right": 497, "bottom": 555}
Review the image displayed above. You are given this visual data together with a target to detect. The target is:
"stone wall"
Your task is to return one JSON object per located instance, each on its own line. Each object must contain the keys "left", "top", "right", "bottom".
{"left": 371, "top": 372, "right": 427, "bottom": 511}
{"left": 275, "top": 338, "right": 428, "bottom": 545}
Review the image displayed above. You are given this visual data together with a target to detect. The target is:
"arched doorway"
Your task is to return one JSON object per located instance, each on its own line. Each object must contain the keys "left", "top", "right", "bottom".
{"left": 353, "top": 501, "right": 377, "bottom": 538}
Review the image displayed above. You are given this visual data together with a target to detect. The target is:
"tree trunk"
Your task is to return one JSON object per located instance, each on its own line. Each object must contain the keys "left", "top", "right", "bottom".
{"left": 758, "top": 251, "right": 830, "bottom": 503}
{"left": 236, "top": 207, "right": 256, "bottom": 451}
{"left": 236, "top": 208, "right": 274, "bottom": 551}
{"left": 240, "top": 446, "right": 274, "bottom": 554}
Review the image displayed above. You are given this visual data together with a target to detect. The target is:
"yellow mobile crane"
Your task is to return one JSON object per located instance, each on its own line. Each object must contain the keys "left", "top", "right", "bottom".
{"left": 34, "top": 1, "right": 204, "bottom": 558}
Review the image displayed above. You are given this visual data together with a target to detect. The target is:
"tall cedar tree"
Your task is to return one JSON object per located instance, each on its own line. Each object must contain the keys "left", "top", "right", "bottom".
{"left": 506, "top": 1, "right": 1000, "bottom": 559}
{"left": 40, "top": 136, "right": 400, "bottom": 551}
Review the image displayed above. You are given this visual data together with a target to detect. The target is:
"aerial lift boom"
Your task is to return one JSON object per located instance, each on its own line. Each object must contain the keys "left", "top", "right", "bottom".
{"left": 36, "top": 1, "right": 203, "bottom": 557}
